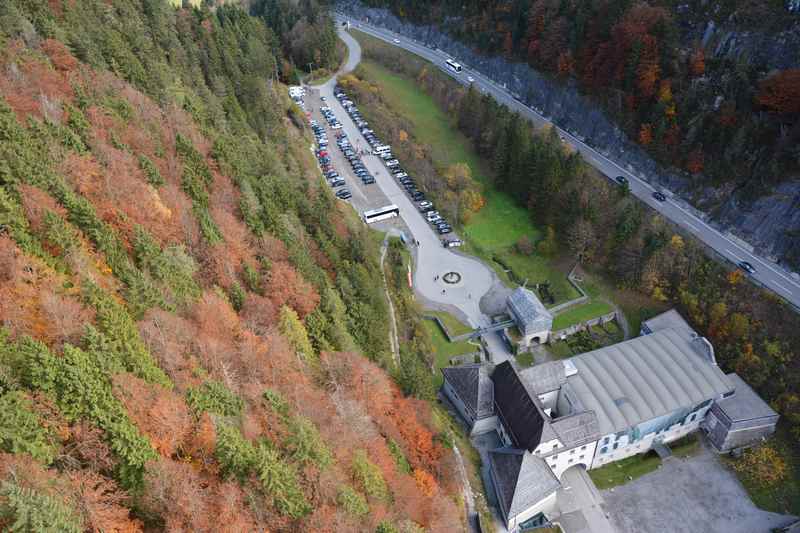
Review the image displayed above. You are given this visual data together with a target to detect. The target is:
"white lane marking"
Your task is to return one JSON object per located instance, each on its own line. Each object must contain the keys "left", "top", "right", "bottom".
{"left": 773, "top": 281, "right": 795, "bottom": 296}
{"left": 354, "top": 18, "right": 800, "bottom": 299}
{"left": 726, "top": 249, "right": 743, "bottom": 262}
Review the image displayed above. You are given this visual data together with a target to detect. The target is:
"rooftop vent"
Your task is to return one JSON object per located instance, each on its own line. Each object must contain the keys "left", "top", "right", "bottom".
{"left": 562, "top": 360, "right": 578, "bottom": 377}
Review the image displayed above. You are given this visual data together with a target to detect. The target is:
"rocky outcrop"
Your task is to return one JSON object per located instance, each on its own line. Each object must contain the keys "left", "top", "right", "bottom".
{"left": 336, "top": 0, "right": 800, "bottom": 270}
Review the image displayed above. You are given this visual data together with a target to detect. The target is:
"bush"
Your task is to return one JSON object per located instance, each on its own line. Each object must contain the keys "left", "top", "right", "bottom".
{"left": 731, "top": 444, "right": 788, "bottom": 488}
{"left": 352, "top": 449, "right": 389, "bottom": 502}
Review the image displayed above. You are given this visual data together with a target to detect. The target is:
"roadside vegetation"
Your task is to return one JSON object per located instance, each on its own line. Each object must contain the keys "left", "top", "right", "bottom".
{"left": 349, "top": 28, "right": 800, "bottom": 514}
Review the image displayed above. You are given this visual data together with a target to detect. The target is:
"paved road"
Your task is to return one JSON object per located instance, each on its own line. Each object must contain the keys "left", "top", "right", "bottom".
{"left": 334, "top": 15, "right": 800, "bottom": 311}
{"left": 310, "top": 30, "right": 496, "bottom": 328}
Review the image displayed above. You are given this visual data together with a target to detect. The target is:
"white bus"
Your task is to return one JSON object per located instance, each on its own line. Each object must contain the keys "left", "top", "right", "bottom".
{"left": 445, "top": 59, "right": 462, "bottom": 73}
{"left": 363, "top": 204, "right": 400, "bottom": 224}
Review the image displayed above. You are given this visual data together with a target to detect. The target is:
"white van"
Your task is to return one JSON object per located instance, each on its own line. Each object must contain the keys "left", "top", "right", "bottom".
{"left": 372, "top": 145, "right": 391, "bottom": 155}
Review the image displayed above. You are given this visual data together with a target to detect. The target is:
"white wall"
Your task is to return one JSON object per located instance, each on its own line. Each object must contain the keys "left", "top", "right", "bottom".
{"left": 537, "top": 390, "right": 559, "bottom": 412}
{"left": 543, "top": 440, "right": 597, "bottom": 479}
{"left": 591, "top": 408, "right": 709, "bottom": 469}
{"left": 508, "top": 491, "right": 558, "bottom": 531}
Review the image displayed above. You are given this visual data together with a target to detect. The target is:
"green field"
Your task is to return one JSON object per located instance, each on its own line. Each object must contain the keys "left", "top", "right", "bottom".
{"left": 552, "top": 301, "right": 614, "bottom": 330}
{"left": 427, "top": 311, "right": 474, "bottom": 337}
{"left": 589, "top": 452, "right": 662, "bottom": 490}
{"left": 357, "top": 61, "right": 540, "bottom": 254}
{"left": 424, "top": 319, "right": 478, "bottom": 388}
{"left": 353, "top": 36, "right": 621, "bottom": 327}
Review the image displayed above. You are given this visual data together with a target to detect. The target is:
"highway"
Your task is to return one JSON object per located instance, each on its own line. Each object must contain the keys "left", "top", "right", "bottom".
{"left": 334, "top": 14, "right": 800, "bottom": 310}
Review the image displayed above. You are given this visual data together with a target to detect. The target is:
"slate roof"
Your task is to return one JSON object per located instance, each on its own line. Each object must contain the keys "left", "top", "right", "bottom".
{"left": 550, "top": 411, "right": 601, "bottom": 448}
{"left": 519, "top": 361, "right": 567, "bottom": 394}
{"left": 715, "top": 373, "right": 779, "bottom": 423}
{"left": 492, "top": 361, "right": 547, "bottom": 451}
{"left": 441, "top": 364, "right": 494, "bottom": 419}
{"left": 507, "top": 287, "right": 553, "bottom": 336}
{"left": 489, "top": 448, "right": 560, "bottom": 521}
{"left": 566, "top": 328, "right": 733, "bottom": 435}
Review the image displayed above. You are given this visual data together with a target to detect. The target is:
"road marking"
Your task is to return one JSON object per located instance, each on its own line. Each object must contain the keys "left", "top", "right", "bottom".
{"left": 352, "top": 17, "right": 800, "bottom": 304}
{"left": 726, "top": 249, "right": 743, "bottom": 262}
{"left": 773, "top": 282, "right": 795, "bottom": 296}
{"left": 684, "top": 222, "right": 699, "bottom": 232}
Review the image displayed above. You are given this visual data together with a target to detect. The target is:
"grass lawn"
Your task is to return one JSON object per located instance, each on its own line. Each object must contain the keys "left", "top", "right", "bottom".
{"left": 726, "top": 425, "right": 800, "bottom": 515}
{"left": 668, "top": 434, "right": 701, "bottom": 459}
{"left": 424, "top": 319, "right": 479, "bottom": 388}
{"left": 589, "top": 452, "right": 662, "bottom": 490}
{"left": 497, "top": 251, "right": 580, "bottom": 304}
{"left": 552, "top": 301, "right": 614, "bottom": 330}
{"left": 428, "top": 310, "right": 473, "bottom": 337}
{"left": 515, "top": 351, "right": 535, "bottom": 367}
{"left": 546, "top": 341, "right": 574, "bottom": 360}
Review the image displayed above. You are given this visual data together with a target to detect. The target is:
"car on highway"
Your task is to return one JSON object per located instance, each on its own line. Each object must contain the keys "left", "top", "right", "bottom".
{"left": 467, "top": 76, "right": 474, "bottom": 83}
{"left": 738, "top": 261, "right": 756, "bottom": 275}
{"left": 393, "top": 38, "right": 400, "bottom": 44}
{"left": 614, "top": 175, "right": 628, "bottom": 186}
{"left": 652, "top": 191, "right": 667, "bottom": 202}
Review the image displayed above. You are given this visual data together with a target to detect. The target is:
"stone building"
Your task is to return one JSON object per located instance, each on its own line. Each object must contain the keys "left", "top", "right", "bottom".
{"left": 506, "top": 286, "right": 553, "bottom": 348}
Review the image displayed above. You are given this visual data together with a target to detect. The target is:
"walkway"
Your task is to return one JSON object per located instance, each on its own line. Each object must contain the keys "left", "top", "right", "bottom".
{"left": 554, "top": 467, "right": 616, "bottom": 533}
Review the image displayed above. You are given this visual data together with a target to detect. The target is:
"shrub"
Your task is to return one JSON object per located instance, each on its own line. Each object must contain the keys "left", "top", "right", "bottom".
{"left": 731, "top": 444, "right": 788, "bottom": 487}
{"left": 352, "top": 449, "right": 389, "bottom": 502}
{"left": 137, "top": 155, "right": 164, "bottom": 187}
{"left": 0, "top": 481, "right": 82, "bottom": 533}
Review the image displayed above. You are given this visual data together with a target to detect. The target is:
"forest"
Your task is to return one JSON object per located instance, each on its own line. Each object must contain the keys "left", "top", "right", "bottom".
{"left": 0, "top": 1, "right": 463, "bottom": 531}
{"left": 360, "top": 0, "right": 800, "bottom": 205}
{"left": 353, "top": 35, "right": 800, "bottom": 486}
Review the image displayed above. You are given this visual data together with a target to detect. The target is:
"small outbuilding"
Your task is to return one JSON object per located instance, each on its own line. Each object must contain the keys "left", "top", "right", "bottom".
{"left": 506, "top": 287, "right": 553, "bottom": 347}
{"left": 703, "top": 373, "right": 779, "bottom": 453}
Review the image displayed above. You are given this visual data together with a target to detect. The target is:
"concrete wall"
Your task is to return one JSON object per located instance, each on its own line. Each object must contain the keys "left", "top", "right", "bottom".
{"left": 537, "top": 390, "right": 559, "bottom": 413}
{"left": 442, "top": 378, "right": 473, "bottom": 426}
{"left": 472, "top": 415, "right": 499, "bottom": 435}
{"left": 550, "top": 311, "right": 618, "bottom": 342}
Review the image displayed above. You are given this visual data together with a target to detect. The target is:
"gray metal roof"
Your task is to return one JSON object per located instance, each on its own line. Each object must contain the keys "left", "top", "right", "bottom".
{"left": 507, "top": 287, "right": 553, "bottom": 335}
{"left": 551, "top": 411, "right": 601, "bottom": 448}
{"left": 715, "top": 373, "right": 779, "bottom": 423}
{"left": 489, "top": 448, "right": 560, "bottom": 520}
{"left": 641, "top": 309, "right": 692, "bottom": 334}
{"left": 441, "top": 364, "right": 494, "bottom": 419}
{"left": 566, "top": 328, "right": 733, "bottom": 435}
{"left": 519, "top": 361, "right": 567, "bottom": 394}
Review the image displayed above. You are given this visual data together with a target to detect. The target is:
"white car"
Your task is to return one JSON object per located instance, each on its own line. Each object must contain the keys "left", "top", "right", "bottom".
{"left": 393, "top": 38, "right": 400, "bottom": 44}
{"left": 467, "top": 76, "right": 474, "bottom": 83}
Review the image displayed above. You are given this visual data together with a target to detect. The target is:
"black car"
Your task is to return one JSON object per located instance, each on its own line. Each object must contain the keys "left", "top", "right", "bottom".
{"left": 335, "top": 189, "right": 351, "bottom": 200}
{"left": 652, "top": 191, "right": 667, "bottom": 202}
{"left": 438, "top": 226, "right": 452, "bottom": 234}
{"left": 614, "top": 175, "right": 628, "bottom": 186}
{"left": 411, "top": 191, "right": 425, "bottom": 201}
{"left": 738, "top": 261, "right": 756, "bottom": 274}
{"left": 362, "top": 177, "right": 375, "bottom": 185}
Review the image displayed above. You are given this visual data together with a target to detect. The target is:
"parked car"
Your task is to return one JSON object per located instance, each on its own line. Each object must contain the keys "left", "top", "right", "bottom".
{"left": 443, "top": 239, "right": 463, "bottom": 248}
{"left": 738, "top": 261, "right": 756, "bottom": 274}
{"left": 411, "top": 191, "right": 425, "bottom": 201}
{"left": 335, "top": 189, "right": 352, "bottom": 199}
{"left": 652, "top": 191, "right": 667, "bottom": 202}
{"left": 418, "top": 201, "right": 432, "bottom": 209}
{"left": 438, "top": 226, "right": 452, "bottom": 234}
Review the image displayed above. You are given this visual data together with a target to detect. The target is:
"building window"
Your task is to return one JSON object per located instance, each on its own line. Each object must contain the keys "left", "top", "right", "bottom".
{"left": 570, "top": 449, "right": 575, "bottom": 454}
{"left": 600, "top": 447, "right": 607, "bottom": 454}
{"left": 613, "top": 443, "right": 619, "bottom": 450}
{"left": 552, "top": 454, "right": 558, "bottom": 460}
{"left": 568, "top": 458, "right": 573, "bottom": 464}
{"left": 690, "top": 414, "right": 696, "bottom": 422}
{"left": 579, "top": 455, "right": 584, "bottom": 461}
{"left": 603, "top": 437, "right": 610, "bottom": 445}
{"left": 581, "top": 445, "right": 587, "bottom": 451}
{"left": 553, "top": 444, "right": 558, "bottom": 449}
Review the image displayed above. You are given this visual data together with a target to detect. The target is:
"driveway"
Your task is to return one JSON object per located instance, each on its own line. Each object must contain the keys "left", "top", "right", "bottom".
{"left": 311, "top": 29, "right": 498, "bottom": 327}
{"left": 554, "top": 466, "right": 615, "bottom": 533}
{"left": 601, "top": 440, "right": 796, "bottom": 533}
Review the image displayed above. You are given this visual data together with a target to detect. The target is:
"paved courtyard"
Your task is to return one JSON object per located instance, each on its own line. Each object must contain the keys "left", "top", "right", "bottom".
{"left": 601, "top": 439, "right": 796, "bottom": 533}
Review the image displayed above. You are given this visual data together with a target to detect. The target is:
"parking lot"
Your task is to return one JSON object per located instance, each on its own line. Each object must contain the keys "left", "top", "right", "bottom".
{"left": 601, "top": 439, "right": 796, "bottom": 533}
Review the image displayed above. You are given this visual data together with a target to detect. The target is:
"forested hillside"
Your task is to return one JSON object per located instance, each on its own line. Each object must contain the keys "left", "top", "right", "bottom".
{"left": 0, "top": 1, "right": 462, "bottom": 531}
{"left": 360, "top": 0, "right": 800, "bottom": 202}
